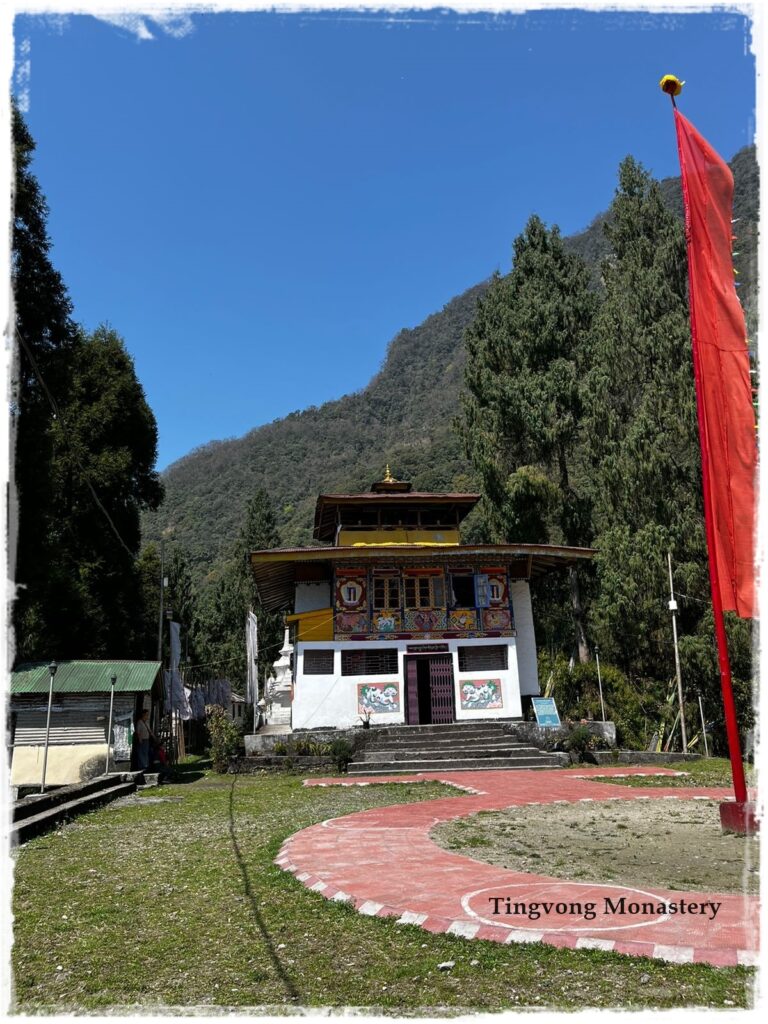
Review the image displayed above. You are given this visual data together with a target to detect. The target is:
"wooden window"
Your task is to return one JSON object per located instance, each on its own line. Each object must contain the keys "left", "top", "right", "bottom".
{"left": 341, "top": 648, "right": 398, "bottom": 676}
{"left": 303, "top": 649, "right": 335, "bottom": 675}
{"left": 404, "top": 574, "right": 445, "bottom": 609}
{"left": 373, "top": 575, "right": 400, "bottom": 609}
{"left": 458, "top": 644, "right": 508, "bottom": 672}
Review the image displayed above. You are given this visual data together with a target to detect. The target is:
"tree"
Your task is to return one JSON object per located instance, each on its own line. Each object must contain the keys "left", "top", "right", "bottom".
{"left": 11, "top": 103, "right": 78, "bottom": 658}
{"left": 195, "top": 489, "right": 282, "bottom": 691}
{"left": 12, "top": 106, "right": 164, "bottom": 662}
{"left": 459, "top": 214, "right": 597, "bottom": 660}
{"left": 16, "top": 326, "right": 164, "bottom": 659}
{"left": 582, "top": 157, "right": 709, "bottom": 680}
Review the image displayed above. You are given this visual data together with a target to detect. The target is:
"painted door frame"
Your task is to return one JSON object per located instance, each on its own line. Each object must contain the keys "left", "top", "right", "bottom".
{"left": 404, "top": 653, "right": 456, "bottom": 725}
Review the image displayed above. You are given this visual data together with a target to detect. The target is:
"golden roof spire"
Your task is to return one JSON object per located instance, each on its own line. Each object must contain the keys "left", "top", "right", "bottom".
{"left": 383, "top": 464, "right": 396, "bottom": 483}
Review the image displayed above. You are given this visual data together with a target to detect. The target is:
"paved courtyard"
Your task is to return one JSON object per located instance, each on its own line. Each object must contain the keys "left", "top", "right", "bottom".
{"left": 275, "top": 767, "right": 758, "bottom": 968}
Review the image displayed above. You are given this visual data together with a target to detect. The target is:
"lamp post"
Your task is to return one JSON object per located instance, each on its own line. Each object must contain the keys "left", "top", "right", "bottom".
{"left": 594, "top": 646, "right": 606, "bottom": 723}
{"left": 697, "top": 691, "right": 710, "bottom": 758}
{"left": 40, "top": 660, "right": 58, "bottom": 793}
{"left": 667, "top": 552, "right": 688, "bottom": 751}
{"left": 105, "top": 673, "right": 117, "bottom": 776}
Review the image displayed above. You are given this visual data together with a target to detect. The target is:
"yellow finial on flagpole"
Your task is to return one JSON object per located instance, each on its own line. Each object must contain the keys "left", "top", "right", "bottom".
{"left": 660, "top": 74, "right": 684, "bottom": 98}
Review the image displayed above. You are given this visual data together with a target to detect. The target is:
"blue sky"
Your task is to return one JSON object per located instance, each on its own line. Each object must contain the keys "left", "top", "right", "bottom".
{"left": 14, "top": 9, "right": 755, "bottom": 470}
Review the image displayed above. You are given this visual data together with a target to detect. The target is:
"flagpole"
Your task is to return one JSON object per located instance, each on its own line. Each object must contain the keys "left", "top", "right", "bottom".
{"left": 662, "top": 76, "right": 751, "bottom": 826}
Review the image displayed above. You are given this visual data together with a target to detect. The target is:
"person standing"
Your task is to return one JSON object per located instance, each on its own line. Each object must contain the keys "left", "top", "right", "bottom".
{"left": 133, "top": 709, "right": 156, "bottom": 771}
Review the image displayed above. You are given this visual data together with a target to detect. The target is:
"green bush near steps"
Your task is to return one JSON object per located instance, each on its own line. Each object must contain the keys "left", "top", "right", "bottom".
{"left": 205, "top": 704, "right": 243, "bottom": 773}
{"left": 268, "top": 737, "right": 356, "bottom": 772}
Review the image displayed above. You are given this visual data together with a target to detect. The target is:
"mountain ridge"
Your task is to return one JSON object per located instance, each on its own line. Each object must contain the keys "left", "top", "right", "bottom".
{"left": 143, "top": 145, "right": 757, "bottom": 582}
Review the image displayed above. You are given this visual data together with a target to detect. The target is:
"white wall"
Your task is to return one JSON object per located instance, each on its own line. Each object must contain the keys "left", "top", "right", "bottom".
{"left": 293, "top": 637, "right": 523, "bottom": 730}
{"left": 295, "top": 581, "right": 331, "bottom": 613}
{"left": 510, "top": 580, "right": 540, "bottom": 695}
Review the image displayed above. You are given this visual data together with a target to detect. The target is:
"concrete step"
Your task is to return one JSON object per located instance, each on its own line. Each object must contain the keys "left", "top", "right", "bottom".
{"left": 13, "top": 773, "right": 140, "bottom": 821}
{"left": 359, "top": 744, "right": 546, "bottom": 762}
{"left": 11, "top": 780, "right": 138, "bottom": 844}
{"left": 347, "top": 759, "right": 560, "bottom": 775}
{"left": 364, "top": 735, "right": 530, "bottom": 750}
{"left": 369, "top": 721, "right": 520, "bottom": 738}
{"left": 365, "top": 732, "right": 517, "bottom": 747}
{"left": 348, "top": 754, "right": 561, "bottom": 774}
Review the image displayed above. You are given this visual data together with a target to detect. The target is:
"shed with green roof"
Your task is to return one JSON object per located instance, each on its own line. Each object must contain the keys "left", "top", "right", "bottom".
{"left": 10, "top": 660, "right": 162, "bottom": 788}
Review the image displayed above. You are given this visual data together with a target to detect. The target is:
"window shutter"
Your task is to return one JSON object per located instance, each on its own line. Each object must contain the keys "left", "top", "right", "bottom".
{"left": 475, "top": 574, "right": 490, "bottom": 608}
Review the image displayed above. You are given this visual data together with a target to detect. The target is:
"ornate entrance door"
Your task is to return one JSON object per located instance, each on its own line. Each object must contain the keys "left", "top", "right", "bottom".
{"left": 428, "top": 655, "right": 455, "bottom": 724}
{"left": 405, "top": 657, "right": 420, "bottom": 725}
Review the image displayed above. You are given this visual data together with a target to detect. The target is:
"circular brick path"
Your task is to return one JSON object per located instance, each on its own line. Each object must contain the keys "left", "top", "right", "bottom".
{"left": 275, "top": 767, "right": 758, "bottom": 968}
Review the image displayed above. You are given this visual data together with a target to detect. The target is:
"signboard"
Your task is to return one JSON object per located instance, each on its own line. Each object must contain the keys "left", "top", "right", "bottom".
{"left": 406, "top": 643, "right": 449, "bottom": 653}
{"left": 532, "top": 697, "right": 561, "bottom": 728}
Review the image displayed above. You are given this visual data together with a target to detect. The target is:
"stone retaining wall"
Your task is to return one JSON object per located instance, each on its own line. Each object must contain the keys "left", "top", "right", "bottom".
{"left": 229, "top": 755, "right": 335, "bottom": 774}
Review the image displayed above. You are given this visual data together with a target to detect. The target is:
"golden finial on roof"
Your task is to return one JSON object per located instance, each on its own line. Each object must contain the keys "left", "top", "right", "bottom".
{"left": 383, "top": 464, "right": 396, "bottom": 483}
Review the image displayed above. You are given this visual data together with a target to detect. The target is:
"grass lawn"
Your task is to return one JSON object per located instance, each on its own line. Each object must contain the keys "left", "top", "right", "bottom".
{"left": 12, "top": 760, "right": 754, "bottom": 1013}
{"left": 597, "top": 758, "right": 755, "bottom": 789}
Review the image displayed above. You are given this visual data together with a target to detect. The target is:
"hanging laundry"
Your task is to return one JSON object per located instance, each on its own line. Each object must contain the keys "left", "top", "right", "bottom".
{"left": 165, "top": 668, "right": 192, "bottom": 720}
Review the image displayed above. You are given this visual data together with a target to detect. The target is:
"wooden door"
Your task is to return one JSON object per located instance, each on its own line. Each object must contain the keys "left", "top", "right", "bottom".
{"left": 428, "top": 655, "right": 455, "bottom": 724}
{"left": 405, "top": 657, "right": 420, "bottom": 725}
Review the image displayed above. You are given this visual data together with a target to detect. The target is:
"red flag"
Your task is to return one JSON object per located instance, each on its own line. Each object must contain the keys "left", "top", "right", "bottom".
{"left": 674, "top": 109, "right": 756, "bottom": 619}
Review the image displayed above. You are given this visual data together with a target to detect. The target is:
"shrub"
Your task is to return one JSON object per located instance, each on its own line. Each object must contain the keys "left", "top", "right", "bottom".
{"left": 205, "top": 705, "right": 242, "bottom": 773}
{"left": 272, "top": 740, "right": 288, "bottom": 755}
{"left": 538, "top": 653, "right": 646, "bottom": 749}
{"left": 329, "top": 738, "right": 355, "bottom": 772}
{"left": 563, "top": 724, "right": 596, "bottom": 761}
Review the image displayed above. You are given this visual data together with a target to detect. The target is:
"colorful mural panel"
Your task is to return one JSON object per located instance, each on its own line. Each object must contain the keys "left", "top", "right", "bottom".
{"left": 358, "top": 682, "right": 401, "bottom": 715}
{"left": 335, "top": 611, "right": 369, "bottom": 634}
{"left": 404, "top": 609, "right": 447, "bottom": 632}
{"left": 449, "top": 609, "right": 477, "bottom": 632}
{"left": 335, "top": 571, "right": 368, "bottom": 611}
{"left": 482, "top": 608, "right": 513, "bottom": 632}
{"left": 486, "top": 574, "right": 509, "bottom": 605}
{"left": 460, "top": 678, "right": 503, "bottom": 710}
{"left": 372, "top": 610, "right": 402, "bottom": 634}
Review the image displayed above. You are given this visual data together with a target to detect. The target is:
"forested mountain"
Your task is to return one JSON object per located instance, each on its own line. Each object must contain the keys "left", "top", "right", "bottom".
{"left": 143, "top": 146, "right": 757, "bottom": 584}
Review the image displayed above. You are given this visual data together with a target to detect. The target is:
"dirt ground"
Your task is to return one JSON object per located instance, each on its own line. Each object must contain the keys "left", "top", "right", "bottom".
{"left": 433, "top": 798, "right": 759, "bottom": 895}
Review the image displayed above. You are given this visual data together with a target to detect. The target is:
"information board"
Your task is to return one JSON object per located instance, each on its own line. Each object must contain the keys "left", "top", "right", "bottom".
{"left": 531, "top": 697, "right": 561, "bottom": 728}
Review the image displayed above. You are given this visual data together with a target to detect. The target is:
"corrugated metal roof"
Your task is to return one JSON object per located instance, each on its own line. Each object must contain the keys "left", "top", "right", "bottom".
{"left": 11, "top": 660, "right": 161, "bottom": 695}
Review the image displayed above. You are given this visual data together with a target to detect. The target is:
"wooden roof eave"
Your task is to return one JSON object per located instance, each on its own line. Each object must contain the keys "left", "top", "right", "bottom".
{"left": 249, "top": 544, "right": 595, "bottom": 612}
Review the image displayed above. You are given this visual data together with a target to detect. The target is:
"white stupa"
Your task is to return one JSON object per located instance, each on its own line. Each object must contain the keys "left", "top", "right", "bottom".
{"left": 271, "top": 627, "right": 294, "bottom": 691}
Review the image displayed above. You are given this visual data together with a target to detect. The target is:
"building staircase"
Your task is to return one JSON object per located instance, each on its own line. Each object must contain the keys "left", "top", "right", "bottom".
{"left": 347, "top": 721, "right": 563, "bottom": 776}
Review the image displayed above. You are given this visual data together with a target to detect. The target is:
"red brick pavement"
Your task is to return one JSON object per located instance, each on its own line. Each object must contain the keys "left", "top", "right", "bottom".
{"left": 274, "top": 767, "right": 759, "bottom": 968}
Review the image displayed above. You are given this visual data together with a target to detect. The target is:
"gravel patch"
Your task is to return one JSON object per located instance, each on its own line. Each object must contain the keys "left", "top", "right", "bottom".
{"left": 433, "top": 798, "right": 759, "bottom": 894}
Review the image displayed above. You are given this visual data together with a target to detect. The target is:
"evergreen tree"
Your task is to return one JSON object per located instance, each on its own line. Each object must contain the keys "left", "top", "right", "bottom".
{"left": 583, "top": 157, "right": 708, "bottom": 679}
{"left": 459, "top": 214, "right": 596, "bottom": 659}
{"left": 12, "top": 106, "right": 164, "bottom": 662}
{"left": 11, "top": 103, "right": 78, "bottom": 657}
{"left": 16, "top": 326, "right": 164, "bottom": 659}
{"left": 195, "top": 489, "right": 282, "bottom": 690}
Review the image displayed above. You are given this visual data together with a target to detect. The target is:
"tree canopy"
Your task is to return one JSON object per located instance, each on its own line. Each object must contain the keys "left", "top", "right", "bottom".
{"left": 12, "top": 108, "right": 163, "bottom": 662}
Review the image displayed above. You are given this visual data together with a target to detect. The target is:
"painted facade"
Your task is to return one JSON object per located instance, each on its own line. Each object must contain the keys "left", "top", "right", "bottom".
{"left": 250, "top": 471, "right": 593, "bottom": 732}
